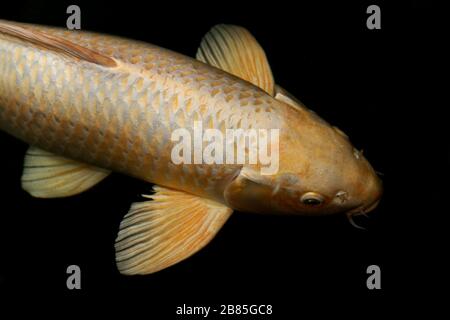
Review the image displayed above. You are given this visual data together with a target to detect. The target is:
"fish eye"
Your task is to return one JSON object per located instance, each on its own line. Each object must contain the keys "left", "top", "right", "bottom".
{"left": 300, "top": 192, "right": 324, "bottom": 206}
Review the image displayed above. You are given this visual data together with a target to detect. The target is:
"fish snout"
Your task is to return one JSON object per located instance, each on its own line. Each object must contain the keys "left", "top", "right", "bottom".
{"left": 347, "top": 172, "right": 383, "bottom": 216}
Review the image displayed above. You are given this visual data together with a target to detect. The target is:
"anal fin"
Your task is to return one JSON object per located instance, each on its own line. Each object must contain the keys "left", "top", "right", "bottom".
{"left": 115, "top": 185, "right": 233, "bottom": 275}
{"left": 22, "top": 146, "right": 110, "bottom": 198}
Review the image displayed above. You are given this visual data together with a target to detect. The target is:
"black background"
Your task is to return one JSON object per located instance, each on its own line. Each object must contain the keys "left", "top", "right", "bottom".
{"left": 0, "top": 0, "right": 444, "bottom": 316}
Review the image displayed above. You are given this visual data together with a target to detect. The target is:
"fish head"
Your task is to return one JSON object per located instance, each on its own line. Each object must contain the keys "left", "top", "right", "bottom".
{"left": 223, "top": 97, "right": 382, "bottom": 218}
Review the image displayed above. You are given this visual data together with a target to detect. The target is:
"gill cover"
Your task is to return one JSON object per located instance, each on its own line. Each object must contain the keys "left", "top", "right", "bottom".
{"left": 224, "top": 167, "right": 273, "bottom": 213}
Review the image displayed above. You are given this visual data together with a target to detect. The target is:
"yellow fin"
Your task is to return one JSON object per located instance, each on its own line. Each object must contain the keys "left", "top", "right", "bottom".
{"left": 115, "top": 185, "right": 233, "bottom": 275}
{"left": 0, "top": 21, "right": 116, "bottom": 67}
{"left": 22, "top": 147, "right": 111, "bottom": 198}
{"left": 196, "top": 24, "right": 275, "bottom": 96}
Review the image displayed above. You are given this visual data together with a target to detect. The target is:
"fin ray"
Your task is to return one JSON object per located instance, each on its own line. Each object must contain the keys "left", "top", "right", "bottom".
{"left": 115, "top": 185, "right": 233, "bottom": 275}
{"left": 22, "top": 146, "right": 111, "bottom": 198}
{"left": 196, "top": 24, "right": 275, "bottom": 95}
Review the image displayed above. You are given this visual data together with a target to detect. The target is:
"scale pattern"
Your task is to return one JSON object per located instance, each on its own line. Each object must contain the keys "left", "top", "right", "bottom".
{"left": 0, "top": 21, "right": 286, "bottom": 201}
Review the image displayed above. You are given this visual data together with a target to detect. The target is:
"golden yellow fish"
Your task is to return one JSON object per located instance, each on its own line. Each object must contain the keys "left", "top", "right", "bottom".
{"left": 0, "top": 20, "right": 382, "bottom": 275}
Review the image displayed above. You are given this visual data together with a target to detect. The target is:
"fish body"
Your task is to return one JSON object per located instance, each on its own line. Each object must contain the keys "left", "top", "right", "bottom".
{"left": 0, "top": 21, "right": 382, "bottom": 274}
{"left": 0, "top": 20, "right": 282, "bottom": 202}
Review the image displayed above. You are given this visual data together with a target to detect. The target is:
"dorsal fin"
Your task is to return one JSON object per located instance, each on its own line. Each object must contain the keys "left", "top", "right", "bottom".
{"left": 0, "top": 21, "right": 116, "bottom": 67}
{"left": 196, "top": 24, "right": 275, "bottom": 96}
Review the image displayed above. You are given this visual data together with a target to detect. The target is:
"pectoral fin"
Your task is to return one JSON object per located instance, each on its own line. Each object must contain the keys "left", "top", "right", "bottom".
{"left": 115, "top": 185, "right": 233, "bottom": 275}
{"left": 22, "top": 146, "right": 111, "bottom": 198}
{"left": 196, "top": 24, "right": 275, "bottom": 95}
